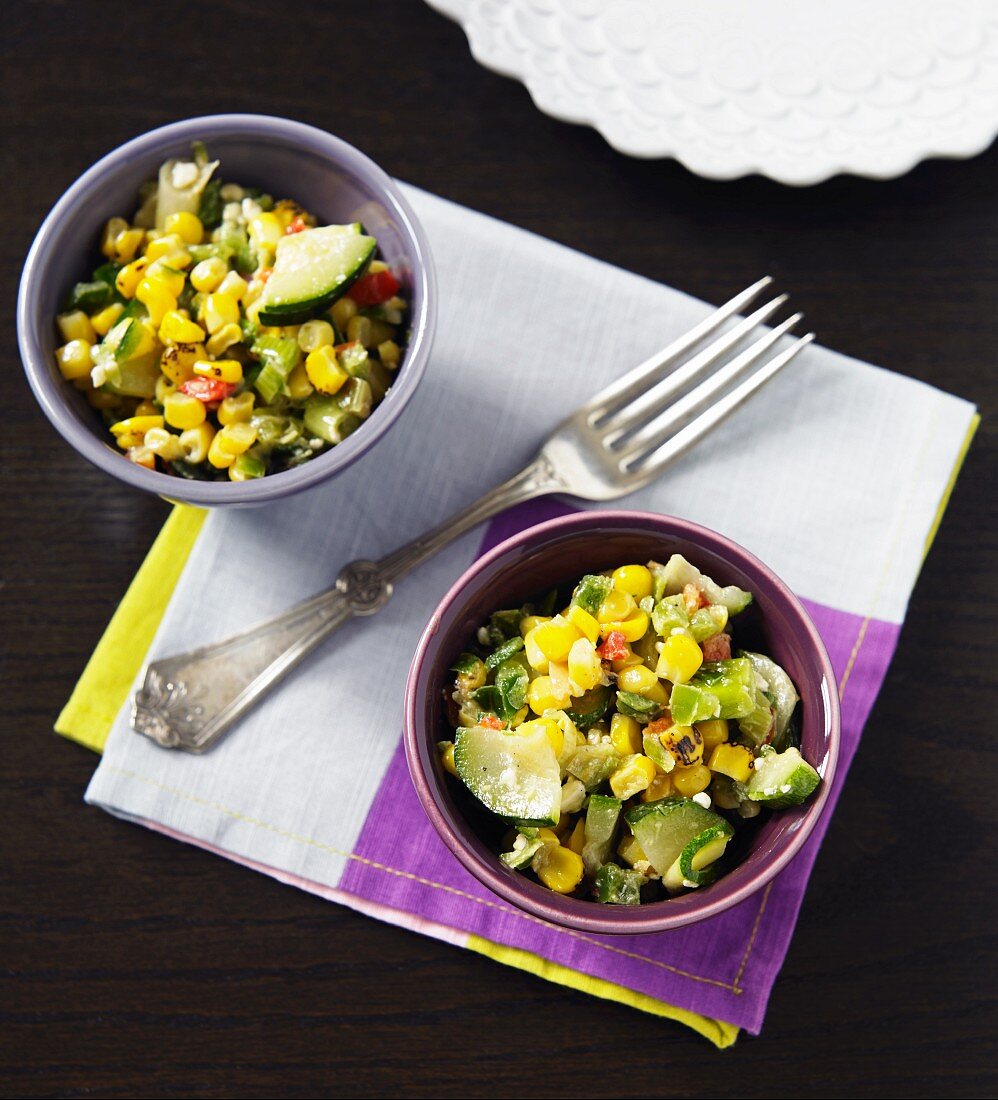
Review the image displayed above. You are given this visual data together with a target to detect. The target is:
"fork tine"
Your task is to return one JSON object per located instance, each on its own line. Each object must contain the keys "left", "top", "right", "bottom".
{"left": 586, "top": 276, "right": 775, "bottom": 424}
{"left": 613, "top": 313, "right": 803, "bottom": 464}
{"left": 599, "top": 294, "right": 788, "bottom": 440}
{"left": 623, "top": 332, "right": 815, "bottom": 477}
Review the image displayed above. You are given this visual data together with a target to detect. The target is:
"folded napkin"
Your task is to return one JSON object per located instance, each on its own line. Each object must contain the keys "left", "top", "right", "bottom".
{"left": 60, "top": 185, "right": 978, "bottom": 1047}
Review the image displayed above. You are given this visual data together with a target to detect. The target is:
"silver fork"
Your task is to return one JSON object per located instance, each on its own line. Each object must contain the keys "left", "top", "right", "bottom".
{"left": 131, "top": 276, "right": 813, "bottom": 753}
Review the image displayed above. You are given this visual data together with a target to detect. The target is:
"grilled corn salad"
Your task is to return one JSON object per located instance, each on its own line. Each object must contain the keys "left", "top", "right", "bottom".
{"left": 55, "top": 143, "right": 407, "bottom": 480}
{"left": 439, "top": 555, "right": 820, "bottom": 904}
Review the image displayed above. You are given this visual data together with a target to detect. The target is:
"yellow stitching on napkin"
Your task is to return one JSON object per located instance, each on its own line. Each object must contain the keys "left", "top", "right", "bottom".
{"left": 732, "top": 882, "right": 773, "bottom": 989}
{"left": 102, "top": 762, "right": 743, "bottom": 993}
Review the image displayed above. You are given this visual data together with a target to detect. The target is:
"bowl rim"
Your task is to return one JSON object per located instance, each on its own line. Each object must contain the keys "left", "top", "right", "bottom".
{"left": 404, "top": 509, "right": 841, "bottom": 935}
{"left": 17, "top": 113, "right": 436, "bottom": 506}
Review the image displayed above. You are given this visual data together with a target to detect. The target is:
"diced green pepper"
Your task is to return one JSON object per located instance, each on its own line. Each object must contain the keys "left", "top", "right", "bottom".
{"left": 486, "top": 636, "right": 525, "bottom": 671}
{"left": 595, "top": 862, "right": 647, "bottom": 905}
{"left": 571, "top": 574, "right": 613, "bottom": 617}
{"left": 615, "top": 691, "right": 665, "bottom": 722}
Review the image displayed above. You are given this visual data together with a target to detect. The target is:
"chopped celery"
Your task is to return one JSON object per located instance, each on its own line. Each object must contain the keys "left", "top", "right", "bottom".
{"left": 668, "top": 682, "right": 721, "bottom": 725}
{"left": 571, "top": 574, "right": 613, "bottom": 617}
{"left": 336, "top": 377, "right": 372, "bottom": 419}
{"left": 219, "top": 221, "right": 256, "bottom": 275}
{"left": 485, "top": 636, "right": 525, "bottom": 671}
{"left": 252, "top": 334, "right": 302, "bottom": 403}
{"left": 737, "top": 690, "right": 775, "bottom": 747}
{"left": 689, "top": 604, "right": 728, "bottom": 642}
{"left": 595, "top": 862, "right": 647, "bottom": 905}
{"left": 302, "top": 396, "right": 359, "bottom": 445}
{"left": 652, "top": 595, "right": 689, "bottom": 637}
{"left": 231, "top": 452, "right": 266, "bottom": 479}
{"left": 653, "top": 554, "right": 753, "bottom": 614}
{"left": 582, "top": 794, "right": 622, "bottom": 876}
{"left": 693, "top": 658, "right": 757, "bottom": 719}
{"left": 740, "top": 650, "right": 800, "bottom": 748}
{"left": 250, "top": 411, "right": 302, "bottom": 450}
{"left": 339, "top": 342, "right": 370, "bottom": 379}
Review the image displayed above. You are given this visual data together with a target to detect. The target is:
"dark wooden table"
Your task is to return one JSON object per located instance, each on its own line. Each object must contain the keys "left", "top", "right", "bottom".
{"left": 3, "top": 3, "right": 995, "bottom": 1097}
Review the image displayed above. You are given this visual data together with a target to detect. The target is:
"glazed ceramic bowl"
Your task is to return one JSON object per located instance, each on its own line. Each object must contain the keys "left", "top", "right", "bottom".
{"left": 17, "top": 114, "right": 435, "bottom": 507}
{"left": 404, "top": 510, "right": 839, "bottom": 935}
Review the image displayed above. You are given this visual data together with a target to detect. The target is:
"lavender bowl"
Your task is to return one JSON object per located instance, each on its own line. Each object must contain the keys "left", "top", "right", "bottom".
{"left": 17, "top": 114, "right": 435, "bottom": 507}
{"left": 404, "top": 510, "right": 839, "bottom": 935}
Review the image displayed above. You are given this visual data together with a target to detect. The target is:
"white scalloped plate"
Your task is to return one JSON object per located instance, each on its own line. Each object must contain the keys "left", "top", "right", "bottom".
{"left": 427, "top": 0, "right": 998, "bottom": 185}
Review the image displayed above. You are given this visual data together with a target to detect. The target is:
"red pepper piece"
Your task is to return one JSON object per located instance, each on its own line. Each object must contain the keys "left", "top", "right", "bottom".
{"left": 178, "top": 378, "right": 236, "bottom": 403}
{"left": 346, "top": 269, "right": 400, "bottom": 307}
{"left": 286, "top": 216, "right": 308, "bottom": 234}
{"left": 597, "top": 631, "right": 630, "bottom": 661}
{"left": 479, "top": 714, "right": 504, "bottom": 730}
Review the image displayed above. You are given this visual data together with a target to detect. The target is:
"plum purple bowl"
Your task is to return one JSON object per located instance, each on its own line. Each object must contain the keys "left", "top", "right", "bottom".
{"left": 404, "top": 510, "right": 840, "bottom": 935}
{"left": 17, "top": 114, "right": 436, "bottom": 507}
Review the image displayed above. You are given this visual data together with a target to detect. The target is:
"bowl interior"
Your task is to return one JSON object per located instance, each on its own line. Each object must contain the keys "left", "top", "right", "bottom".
{"left": 409, "top": 513, "right": 838, "bottom": 933}
{"left": 21, "top": 117, "right": 431, "bottom": 504}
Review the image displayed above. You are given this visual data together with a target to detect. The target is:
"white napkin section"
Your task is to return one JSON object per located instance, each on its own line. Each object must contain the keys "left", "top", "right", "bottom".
{"left": 86, "top": 184, "right": 975, "bottom": 889}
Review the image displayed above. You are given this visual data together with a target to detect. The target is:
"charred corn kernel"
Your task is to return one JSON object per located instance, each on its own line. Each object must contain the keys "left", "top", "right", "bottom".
{"left": 567, "top": 819, "right": 586, "bottom": 856}
{"left": 305, "top": 345, "right": 349, "bottom": 395}
{"left": 158, "top": 310, "right": 206, "bottom": 344}
{"left": 193, "top": 358, "right": 242, "bottom": 383}
{"left": 656, "top": 632, "right": 703, "bottom": 684}
{"left": 205, "top": 323, "right": 244, "bottom": 358}
{"left": 696, "top": 718, "right": 730, "bottom": 752}
{"left": 527, "top": 675, "right": 571, "bottom": 715}
{"left": 114, "top": 430, "right": 144, "bottom": 449}
{"left": 217, "top": 391, "right": 255, "bottom": 425}
{"left": 618, "top": 834, "right": 647, "bottom": 865}
{"left": 610, "top": 713, "right": 642, "bottom": 756}
{"left": 218, "top": 271, "right": 248, "bottom": 300}
{"left": 609, "top": 754, "right": 657, "bottom": 799}
{"left": 101, "top": 216, "right": 129, "bottom": 258}
{"left": 523, "top": 627, "right": 550, "bottom": 674}
{"left": 145, "top": 233, "right": 185, "bottom": 261}
{"left": 90, "top": 302, "right": 125, "bottom": 336}
{"left": 531, "top": 616, "right": 582, "bottom": 662}
{"left": 134, "top": 400, "right": 158, "bottom": 417}
{"left": 378, "top": 339, "right": 400, "bottom": 369}
{"left": 190, "top": 257, "right": 228, "bottom": 293}
{"left": 248, "top": 212, "right": 283, "bottom": 249}
{"left": 597, "top": 588, "right": 636, "bottom": 624}
{"left": 602, "top": 609, "right": 650, "bottom": 644}
{"left": 110, "top": 414, "right": 164, "bottom": 437}
{"left": 644, "top": 680, "right": 670, "bottom": 706}
{"left": 612, "top": 564, "right": 654, "bottom": 599}
{"left": 55, "top": 340, "right": 94, "bottom": 381}
{"left": 179, "top": 420, "right": 214, "bottom": 463}
{"left": 113, "top": 227, "right": 145, "bottom": 263}
{"left": 207, "top": 431, "right": 235, "bottom": 469}
{"left": 439, "top": 741, "right": 458, "bottom": 777}
{"left": 708, "top": 743, "right": 754, "bottom": 783}
{"left": 617, "top": 663, "right": 659, "bottom": 696}
{"left": 346, "top": 315, "right": 372, "bottom": 348}
{"left": 567, "top": 638, "right": 603, "bottom": 692}
{"left": 215, "top": 421, "right": 257, "bottom": 456}
{"left": 57, "top": 310, "right": 96, "bottom": 344}
{"left": 566, "top": 605, "right": 600, "bottom": 645}
{"left": 86, "top": 389, "right": 121, "bottom": 409}
{"left": 536, "top": 845, "right": 584, "bottom": 894}
{"left": 286, "top": 362, "right": 314, "bottom": 401}
{"left": 330, "top": 296, "right": 357, "bottom": 330}
{"left": 135, "top": 278, "right": 177, "bottom": 326}
{"left": 297, "top": 319, "right": 335, "bottom": 353}
{"left": 159, "top": 341, "right": 205, "bottom": 384}
{"left": 143, "top": 426, "right": 184, "bottom": 461}
{"left": 115, "top": 256, "right": 150, "bottom": 298}
{"left": 202, "top": 292, "right": 240, "bottom": 334}
{"left": 658, "top": 723, "right": 703, "bottom": 767}
{"left": 163, "top": 211, "right": 204, "bottom": 245}
{"left": 154, "top": 375, "right": 177, "bottom": 403}
{"left": 520, "top": 615, "right": 551, "bottom": 637}
{"left": 673, "top": 764, "right": 712, "bottom": 797}
{"left": 163, "top": 391, "right": 206, "bottom": 430}
{"left": 641, "top": 771, "right": 674, "bottom": 802}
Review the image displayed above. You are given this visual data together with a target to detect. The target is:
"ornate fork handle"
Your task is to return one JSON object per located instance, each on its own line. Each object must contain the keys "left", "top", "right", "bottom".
{"left": 131, "top": 455, "right": 565, "bottom": 753}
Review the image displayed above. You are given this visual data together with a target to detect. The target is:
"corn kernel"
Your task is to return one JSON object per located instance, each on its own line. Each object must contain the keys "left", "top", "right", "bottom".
{"left": 641, "top": 772, "right": 674, "bottom": 802}
{"left": 378, "top": 339, "right": 400, "bottom": 369}
{"left": 189, "top": 257, "right": 228, "bottom": 293}
{"left": 160, "top": 342, "right": 204, "bottom": 384}
{"left": 617, "top": 664, "right": 659, "bottom": 696}
{"left": 602, "top": 609, "right": 650, "bottom": 643}
{"left": 90, "top": 302, "right": 125, "bottom": 336}
{"left": 612, "top": 564, "right": 654, "bottom": 599}
{"left": 57, "top": 310, "right": 96, "bottom": 344}
{"left": 305, "top": 346, "right": 348, "bottom": 395}
{"left": 54, "top": 340, "right": 94, "bottom": 381}
{"left": 134, "top": 400, "right": 158, "bottom": 417}
{"left": 609, "top": 755, "right": 657, "bottom": 800}
{"left": 155, "top": 375, "right": 177, "bottom": 403}
{"left": 708, "top": 743, "right": 754, "bottom": 783}
{"left": 697, "top": 719, "right": 730, "bottom": 752}
{"left": 330, "top": 296, "right": 357, "bottom": 331}
{"left": 110, "top": 414, "right": 164, "bottom": 437}
{"left": 527, "top": 675, "right": 571, "bottom": 715}
{"left": 113, "top": 227, "right": 145, "bottom": 263}
{"left": 656, "top": 633, "right": 703, "bottom": 684}
{"left": 158, "top": 311, "right": 206, "bottom": 344}
{"left": 611, "top": 652, "right": 643, "bottom": 674}
{"left": 163, "top": 391, "right": 206, "bottom": 430}
{"left": 520, "top": 615, "right": 550, "bottom": 638}
{"left": 645, "top": 680, "right": 670, "bottom": 706}
{"left": 207, "top": 431, "right": 236, "bottom": 469}
{"left": 203, "top": 292, "right": 240, "bottom": 334}
{"left": 566, "top": 605, "right": 600, "bottom": 645}
{"left": 248, "top": 212, "right": 283, "bottom": 250}
{"left": 523, "top": 627, "right": 550, "bottom": 674}
{"left": 205, "top": 323, "right": 244, "bottom": 358}
{"left": 115, "top": 257, "right": 150, "bottom": 298}
{"left": 101, "top": 217, "right": 129, "bottom": 259}
{"left": 285, "top": 362, "right": 314, "bottom": 401}
{"left": 567, "top": 638, "right": 603, "bottom": 693}
{"left": 297, "top": 319, "right": 335, "bottom": 353}
{"left": 218, "top": 270, "right": 248, "bottom": 300}
{"left": 135, "top": 278, "right": 177, "bottom": 326}
{"left": 597, "top": 588, "right": 636, "bottom": 624}
{"left": 673, "top": 764, "right": 712, "bottom": 797}
{"left": 114, "top": 431, "right": 144, "bottom": 450}
{"left": 567, "top": 819, "right": 586, "bottom": 856}
{"left": 610, "top": 713, "right": 642, "bottom": 756}
{"left": 368, "top": 260, "right": 389, "bottom": 274}
{"left": 217, "top": 391, "right": 255, "bottom": 425}
{"left": 439, "top": 742, "right": 458, "bottom": 777}
{"left": 145, "top": 233, "right": 186, "bottom": 262}
{"left": 193, "top": 358, "right": 242, "bottom": 384}
{"left": 535, "top": 845, "right": 584, "bottom": 894}
{"left": 163, "top": 211, "right": 204, "bottom": 245}
{"left": 215, "top": 421, "right": 257, "bottom": 456}
{"left": 178, "top": 420, "right": 215, "bottom": 463}
{"left": 520, "top": 717, "right": 563, "bottom": 758}
{"left": 532, "top": 616, "right": 582, "bottom": 662}
{"left": 143, "top": 427, "right": 184, "bottom": 461}
{"left": 146, "top": 262, "right": 186, "bottom": 297}
{"left": 657, "top": 722, "right": 704, "bottom": 767}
